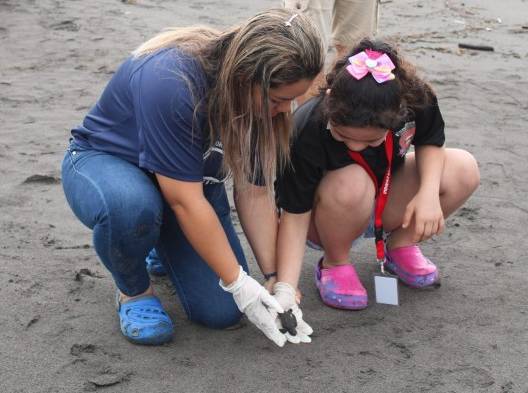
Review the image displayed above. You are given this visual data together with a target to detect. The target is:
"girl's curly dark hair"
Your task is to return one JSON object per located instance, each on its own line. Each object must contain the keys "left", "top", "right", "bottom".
{"left": 322, "top": 38, "right": 435, "bottom": 130}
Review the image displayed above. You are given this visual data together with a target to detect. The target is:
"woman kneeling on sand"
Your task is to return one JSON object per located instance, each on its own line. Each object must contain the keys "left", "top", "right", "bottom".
{"left": 61, "top": 9, "right": 324, "bottom": 346}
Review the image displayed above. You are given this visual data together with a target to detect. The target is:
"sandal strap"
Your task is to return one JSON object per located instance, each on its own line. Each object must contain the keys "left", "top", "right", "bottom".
{"left": 118, "top": 295, "right": 171, "bottom": 322}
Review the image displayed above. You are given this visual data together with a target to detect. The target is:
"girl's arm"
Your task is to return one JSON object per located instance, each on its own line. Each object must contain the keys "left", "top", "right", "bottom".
{"left": 156, "top": 174, "right": 240, "bottom": 284}
{"left": 234, "top": 184, "right": 278, "bottom": 277}
{"left": 402, "top": 145, "right": 446, "bottom": 242}
{"left": 276, "top": 210, "right": 312, "bottom": 288}
{"left": 415, "top": 145, "right": 445, "bottom": 196}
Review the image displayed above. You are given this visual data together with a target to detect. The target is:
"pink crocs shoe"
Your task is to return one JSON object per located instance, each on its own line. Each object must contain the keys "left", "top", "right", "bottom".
{"left": 314, "top": 258, "right": 368, "bottom": 310}
{"left": 384, "top": 245, "right": 439, "bottom": 288}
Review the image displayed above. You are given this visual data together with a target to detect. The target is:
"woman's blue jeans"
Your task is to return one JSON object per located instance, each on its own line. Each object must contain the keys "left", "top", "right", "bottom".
{"left": 61, "top": 141, "right": 248, "bottom": 329}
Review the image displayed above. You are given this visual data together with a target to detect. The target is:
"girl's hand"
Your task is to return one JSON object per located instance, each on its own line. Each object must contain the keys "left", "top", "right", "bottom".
{"left": 264, "top": 276, "right": 277, "bottom": 293}
{"left": 273, "top": 282, "right": 313, "bottom": 344}
{"left": 401, "top": 190, "right": 445, "bottom": 243}
{"left": 265, "top": 276, "right": 302, "bottom": 303}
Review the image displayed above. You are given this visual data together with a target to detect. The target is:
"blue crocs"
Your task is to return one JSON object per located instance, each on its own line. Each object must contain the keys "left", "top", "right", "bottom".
{"left": 116, "top": 293, "right": 174, "bottom": 345}
{"left": 146, "top": 249, "right": 167, "bottom": 276}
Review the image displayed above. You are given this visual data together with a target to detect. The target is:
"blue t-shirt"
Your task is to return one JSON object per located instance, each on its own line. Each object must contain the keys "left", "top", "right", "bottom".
{"left": 72, "top": 48, "right": 226, "bottom": 184}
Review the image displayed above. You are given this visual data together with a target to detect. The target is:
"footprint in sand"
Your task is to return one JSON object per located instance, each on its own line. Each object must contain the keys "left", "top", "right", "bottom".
{"left": 64, "top": 343, "right": 133, "bottom": 391}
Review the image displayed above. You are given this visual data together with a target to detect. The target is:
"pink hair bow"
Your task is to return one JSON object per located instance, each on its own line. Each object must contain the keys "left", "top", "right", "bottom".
{"left": 346, "top": 49, "right": 396, "bottom": 84}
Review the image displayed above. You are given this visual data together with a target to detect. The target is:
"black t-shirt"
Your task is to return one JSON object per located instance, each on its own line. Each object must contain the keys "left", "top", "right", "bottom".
{"left": 276, "top": 96, "right": 446, "bottom": 214}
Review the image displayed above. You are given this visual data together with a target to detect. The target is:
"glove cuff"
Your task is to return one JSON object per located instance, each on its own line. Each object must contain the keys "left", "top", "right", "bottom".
{"left": 273, "top": 281, "right": 296, "bottom": 296}
{"left": 219, "top": 266, "right": 247, "bottom": 293}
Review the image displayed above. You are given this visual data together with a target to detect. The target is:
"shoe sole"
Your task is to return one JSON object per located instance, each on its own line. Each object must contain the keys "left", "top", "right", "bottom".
{"left": 315, "top": 280, "right": 368, "bottom": 310}
{"left": 123, "top": 332, "right": 173, "bottom": 345}
{"left": 384, "top": 261, "right": 439, "bottom": 288}
{"left": 121, "top": 324, "right": 174, "bottom": 345}
{"left": 318, "top": 292, "right": 368, "bottom": 310}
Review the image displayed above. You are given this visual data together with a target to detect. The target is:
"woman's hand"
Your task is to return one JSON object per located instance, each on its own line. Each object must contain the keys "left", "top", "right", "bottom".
{"left": 220, "top": 266, "right": 287, "bottom": 347}
{"left": 402, "top": 190, "right": 445, "bottom": 243}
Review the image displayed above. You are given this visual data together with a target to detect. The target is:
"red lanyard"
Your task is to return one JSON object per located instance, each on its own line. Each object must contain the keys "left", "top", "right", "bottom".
{"left": 347, "top": 132, "right": 394, "bottom": 264}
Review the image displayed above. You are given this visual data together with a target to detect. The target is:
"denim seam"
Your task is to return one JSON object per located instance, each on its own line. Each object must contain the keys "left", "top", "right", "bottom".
{"left": 67, "top": 149, "right": 112, "bottom": 229}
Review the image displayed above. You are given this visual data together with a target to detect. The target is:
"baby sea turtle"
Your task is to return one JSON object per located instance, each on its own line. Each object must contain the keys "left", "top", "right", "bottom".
{"left": 278, "top": 309, "right": 298, "bottom": 336}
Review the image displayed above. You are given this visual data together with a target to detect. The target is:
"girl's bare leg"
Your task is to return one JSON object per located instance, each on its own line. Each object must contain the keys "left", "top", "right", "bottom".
{"left": 309, "top": 164, "right": 376, "bottom": 266}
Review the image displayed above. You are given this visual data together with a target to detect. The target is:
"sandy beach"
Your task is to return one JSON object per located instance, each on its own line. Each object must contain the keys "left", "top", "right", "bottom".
{"left": 1, "top": 0, "right": 528, "bottom": 391}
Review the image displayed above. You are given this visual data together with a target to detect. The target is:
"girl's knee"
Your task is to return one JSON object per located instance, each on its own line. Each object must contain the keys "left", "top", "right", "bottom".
{"left": 318, "top": 166, "right": 374, "bottom": 210}
{"left": 445, "top": 149, "right": 480, "bottom": 195}
{"left": 462, "top": 151, "right": 480, "bottom": 192}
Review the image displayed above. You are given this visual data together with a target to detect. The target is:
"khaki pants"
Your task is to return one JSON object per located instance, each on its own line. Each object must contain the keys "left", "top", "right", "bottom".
{"left": 284, "top": 0, "right": 379, "bottom": 52}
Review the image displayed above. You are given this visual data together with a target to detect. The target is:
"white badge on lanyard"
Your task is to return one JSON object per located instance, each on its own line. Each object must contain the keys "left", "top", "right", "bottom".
{"left": 374, "top": 267, "right": 399, "bottom": 305}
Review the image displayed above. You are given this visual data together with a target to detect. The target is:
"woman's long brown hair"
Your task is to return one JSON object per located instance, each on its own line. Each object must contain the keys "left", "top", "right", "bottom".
{"left": 133, "top": 9, "right": 324, "bottom": 191}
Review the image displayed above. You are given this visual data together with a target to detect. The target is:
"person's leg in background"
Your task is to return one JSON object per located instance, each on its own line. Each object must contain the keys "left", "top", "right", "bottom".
{"left": 285, "top": 0, "right": 379, "bottom": 106}
{"left": 332, "top": 0, "right": 379, "bottom": 58}
{"left": 284, "top": 0, "right": 333, "bottom": 105}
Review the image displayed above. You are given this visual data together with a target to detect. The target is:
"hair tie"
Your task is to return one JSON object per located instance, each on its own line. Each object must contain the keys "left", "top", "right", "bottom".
{"left": 284, "top": 13, "right": 299, "bottom": 27}
{"left": 346, "top": 49, "right": 396, "bottom": 84}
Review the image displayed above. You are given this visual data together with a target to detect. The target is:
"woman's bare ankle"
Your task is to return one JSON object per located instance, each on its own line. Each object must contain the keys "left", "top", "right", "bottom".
{"left": 119, "top": 285, "right": 154, "bottom": 304}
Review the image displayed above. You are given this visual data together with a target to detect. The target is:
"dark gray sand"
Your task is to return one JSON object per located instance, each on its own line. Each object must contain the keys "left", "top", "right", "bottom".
{"left": 1, "top": 0, "right": 528, "bottom": 392}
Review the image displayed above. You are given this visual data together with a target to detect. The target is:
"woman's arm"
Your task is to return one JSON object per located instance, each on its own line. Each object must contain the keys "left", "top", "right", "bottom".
{"left": 157, "top": 174, "right": 289, "bottom": 346}
{"left": 156, "top": 174, "right": 240, "bottom": 284}
{"left": 234, "top": 184, "right": 278, "bottom": 277}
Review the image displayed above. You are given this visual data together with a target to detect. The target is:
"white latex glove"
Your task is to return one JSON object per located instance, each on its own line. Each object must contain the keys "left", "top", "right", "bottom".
{"left": 220, "top": 266, "right": 287, "bottom": 347}
{"left": 273, "top": 282, "right": 313, "bottom": 344}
